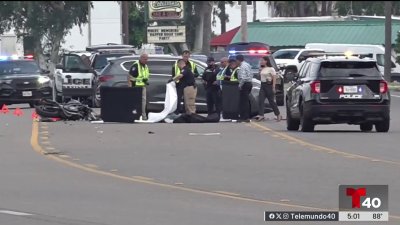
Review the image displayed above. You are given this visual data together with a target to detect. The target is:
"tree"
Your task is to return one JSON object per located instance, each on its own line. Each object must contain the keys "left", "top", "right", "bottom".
{"left": 335, "top": 1, "right": 400, "bottom": 16}
{"left": 213, "top": 1, "right": 234, "bottom": 34}
{"left": 193, "top": 1, "right": 205, "bottom": 52}
{"left": 202, "top": 1, "right": 213, "bottom": 55}
{"left": 128, "top": 1, "right": 146, "bottom": 48}
{"left": 384, "top": 1, "right": 392, "bottom": 82}
{"left": 321, "top": 1, "right": 327, "bottom": 16}
{"left": 241, "top": 1, "right": 248, "bottom": 42}
{"left": 0, "top": 1, "right": 91, "bottom": 73}
{"left": 253, "top": 1, "right": 257, "bottom": 22}
{"left": 395, "top": 31, "right": 400, "bottom": 63}
{"left": 268, "top": 1, "right": 318, "bottom": 17}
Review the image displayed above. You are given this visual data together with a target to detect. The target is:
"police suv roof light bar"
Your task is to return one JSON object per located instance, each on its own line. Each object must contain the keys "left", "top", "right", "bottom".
{"left": 304, "top": 52, "right": 374, "bottom": 60}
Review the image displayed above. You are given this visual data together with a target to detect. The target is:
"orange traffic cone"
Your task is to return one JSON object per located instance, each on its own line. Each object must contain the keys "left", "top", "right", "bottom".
{"left": 1, "top": 104, "right": 9, "bottom": 114}
{"left": 13, "top": 108, "right": 24, "bottom": 117}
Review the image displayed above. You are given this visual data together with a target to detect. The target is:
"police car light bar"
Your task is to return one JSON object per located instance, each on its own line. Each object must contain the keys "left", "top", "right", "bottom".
{"left": 0, "top": 55, "right": 34, "bottom": 60}
{"left": 228, "top": 49, "right": 269, "bottom": 54}
{"left": 304, "top": 52, "right": 373, "bottom": 60}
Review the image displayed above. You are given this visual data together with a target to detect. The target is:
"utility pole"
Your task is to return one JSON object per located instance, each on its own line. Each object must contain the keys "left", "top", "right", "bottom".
{"left": 240, "top": 1, "right": 248, "bottom": 42}
{"left": 121, "top": 1, "right": 129, "bottom": 44}
{"left": 384, "top": 1, "right": 392, "bottom": 82}
{"left": 88, "top": 2, "right": 92, "bottom": 46}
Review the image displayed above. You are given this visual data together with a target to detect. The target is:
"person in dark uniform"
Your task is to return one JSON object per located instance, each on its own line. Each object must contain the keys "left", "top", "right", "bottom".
{"left": 171, "top": 50, "right": 199, "bottom": 114}
{"left": 202, "top": 56, "right": 221, "bottom": 115}
{"left": 173, "top": 59, "right": 197, "bottom": 115}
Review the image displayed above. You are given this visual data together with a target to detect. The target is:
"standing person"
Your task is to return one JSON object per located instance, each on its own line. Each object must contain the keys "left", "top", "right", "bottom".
{"left": 171, "top": 50, "right": 199, "bottom": 114}
{"left": 202, "top": 57, "right": 221, "bottom": 115}
{"left": 216, "top": 57, "right": 231, "bottom": 85}
{"left": 216, "top": 57, "right": 231, "bottom": 121}
{"left": 228, "top": 58, "right": 241, "bottom": 82}
{"left": 128, "top": 53, "right": 150, "bottom": 120}
{"left": 236, "top": 54, "right": 253, "bottom": 123}
{"left": 254, "top": 56, "right": 282, "bottom": 121}
{"left": 173, "top": 59, "right": 197, "bottom": 115}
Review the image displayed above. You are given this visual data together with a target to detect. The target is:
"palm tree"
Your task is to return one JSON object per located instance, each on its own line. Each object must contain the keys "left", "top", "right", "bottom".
{"left": 202, "top": 1, "right": 213, "bottom": 55}
{"left": 241, "top": 1, "right": 248, "bottom": 42}
{"left": 253, "top": 1, "right": 257, "bottom": 22}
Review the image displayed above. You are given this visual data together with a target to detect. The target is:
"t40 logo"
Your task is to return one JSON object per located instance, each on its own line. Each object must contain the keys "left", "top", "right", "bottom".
{"left": 346, "top": 188, "right": 381, "bottom": 209}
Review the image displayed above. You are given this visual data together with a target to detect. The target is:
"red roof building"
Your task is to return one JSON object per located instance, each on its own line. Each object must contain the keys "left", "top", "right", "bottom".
{"left": 210, "top": 26, "right": 240, "bottom": 49}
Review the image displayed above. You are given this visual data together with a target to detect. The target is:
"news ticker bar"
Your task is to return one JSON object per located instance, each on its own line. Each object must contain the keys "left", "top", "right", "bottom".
{"left": 264, "top": 211, "right": 389, "bottom": 222}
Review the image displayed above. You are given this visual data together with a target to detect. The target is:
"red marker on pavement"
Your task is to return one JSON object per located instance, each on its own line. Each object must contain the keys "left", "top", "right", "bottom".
{"left": 1, "top": 104, "right": 10, "bottom": 114}
{"left": 13, "top": 108, "right": 24, "bottom": 117}
{"left": 32, "top": 111, "right": 40, "bottom": 120}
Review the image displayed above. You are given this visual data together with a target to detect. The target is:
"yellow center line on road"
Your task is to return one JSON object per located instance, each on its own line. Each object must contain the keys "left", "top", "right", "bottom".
{"left": 30, "top": 121, "right": 400, "bottom": 221}
{"left": 250, "top": 122, "right": 400, "bottom": 168}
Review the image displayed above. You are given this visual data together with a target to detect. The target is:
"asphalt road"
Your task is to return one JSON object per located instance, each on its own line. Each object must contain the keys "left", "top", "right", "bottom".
{"left": 1, "top": 92, "right": 400, "bottom": 225}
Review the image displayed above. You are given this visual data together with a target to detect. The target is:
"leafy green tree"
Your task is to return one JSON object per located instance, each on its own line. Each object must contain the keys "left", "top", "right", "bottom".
{"left": 128, "top": 1, "right": 146, "bottom": 48}
{"left": 0, "top": 1, "right": 91, "bottom": 72}
{"left": 213, "top": 1, "right": 234, "bottom": 34}
{"left": 335, "top": 1, "right": 400, "bottom": 16}
{"left": 269, "top": 1, "right": 318, "bottom": 17}
{"left": 395, "top": 31, "right": 400, "bottom": 63}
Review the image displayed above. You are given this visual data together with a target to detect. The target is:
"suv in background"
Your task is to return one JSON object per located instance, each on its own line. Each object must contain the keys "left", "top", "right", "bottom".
{"left": 286, "top": 55, "right": 390, "bottom": 132}
{"left": 94, "top": 55, "right": 207, "bottom": 110}
{"left": 88, "top": 46, "right": 136, "bottom": 75}
{"left": 0, "top": 57, "right": 52, "bottom": 108}
{"left": 227, "top": 42, "right": 284, "bottom": 106}
{"left": 273, "top": 48, "right": 325, "bottom": 83}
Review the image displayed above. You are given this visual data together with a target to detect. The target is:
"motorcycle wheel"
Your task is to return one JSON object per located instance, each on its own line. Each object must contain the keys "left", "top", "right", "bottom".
{"left": 35, "top": 105, "right": 62, "bottom": 118}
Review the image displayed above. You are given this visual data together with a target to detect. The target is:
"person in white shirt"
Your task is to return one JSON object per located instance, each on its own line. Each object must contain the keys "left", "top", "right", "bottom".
{"left": 236, "top": 54, "right": 253, "bottom": 122}
{"left": 254, "top": 56, "right": 282, "bottom": 122}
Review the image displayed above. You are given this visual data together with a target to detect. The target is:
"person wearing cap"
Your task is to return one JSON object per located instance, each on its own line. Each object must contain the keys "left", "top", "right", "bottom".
{"left": 236, "top": 54, "right": 253, "bottom": 122}
{"left": 171, "top": 50, "right": 199, "bottom": 114}
{"left": 202, "top": 56, "right": 221, "bottom": 115}
{"left": 173, "top": 59, "right": 197, "bottom": 115}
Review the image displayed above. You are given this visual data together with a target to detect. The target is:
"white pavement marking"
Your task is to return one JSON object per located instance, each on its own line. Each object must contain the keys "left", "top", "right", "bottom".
{"left": 188, "top": 133, "right": 221, "bottom": 136}
{"left": 391, "top": 94, "right": 400, "bottom": 98}
{"left": 0, "top": 210, "right": 34, "bottom": 216}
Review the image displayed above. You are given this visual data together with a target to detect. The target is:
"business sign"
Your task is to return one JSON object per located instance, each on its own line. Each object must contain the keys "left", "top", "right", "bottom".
{"left": 148, "top": 1, "right": 184, "bottom": 21}
{"left": 147, "top": 26, "right": 186, "bottom": 43}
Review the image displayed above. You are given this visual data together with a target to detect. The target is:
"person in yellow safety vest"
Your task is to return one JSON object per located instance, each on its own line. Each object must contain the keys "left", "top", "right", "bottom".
{"left": 171, "top": 50, "right": 199, "bottom": 114}
{"left": 216, "top": 57, "right": 231, "bottom": 86}
{"left": 228, "top": 58, "right": 240, "bottom": 82}
{"left": 128, "top": 53, "right": 150, "bottom": 120}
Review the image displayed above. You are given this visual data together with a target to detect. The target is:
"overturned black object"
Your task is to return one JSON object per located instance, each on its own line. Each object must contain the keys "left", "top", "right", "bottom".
{"left": 221, "top": 81, "right": 240, "bottom": 119}
{"left": 206, "top": 113, "right": 220, "bottom": 123}
{"left": 173, "top": 113, "right": 220, "bottom": 123}
{"left": 100, "top": 86, "right": 142, "bottom": 123}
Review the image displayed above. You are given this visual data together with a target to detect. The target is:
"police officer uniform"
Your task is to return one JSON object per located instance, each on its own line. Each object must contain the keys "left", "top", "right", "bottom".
{"left": 171, "top": 60, "right": 199, "bottom": 114}
{"left": 202, "top": 57, "right": 221, "bottom": 115}
{"left": 129, "top": 60, "right": 149, "bottom": 120}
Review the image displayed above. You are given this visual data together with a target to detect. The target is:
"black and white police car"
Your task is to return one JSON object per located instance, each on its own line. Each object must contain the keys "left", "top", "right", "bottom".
{"left": 0, "top": 55, "right": 52, "bottom": 108}
{"left": 286, "top": 53, "right": 390, "bottom": 132}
